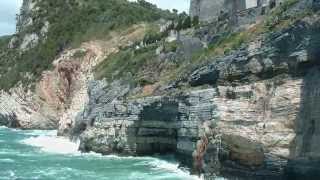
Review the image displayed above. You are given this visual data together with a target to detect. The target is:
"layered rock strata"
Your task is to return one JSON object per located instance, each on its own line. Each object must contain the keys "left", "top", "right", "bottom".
{"left": 1, "top": 0, "right": 320, "bottom": 179}
{"left": 72, "top": 13, "right": 320, "bottom": 179}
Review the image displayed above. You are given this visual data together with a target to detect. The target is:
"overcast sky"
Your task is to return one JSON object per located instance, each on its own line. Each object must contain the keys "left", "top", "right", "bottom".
{"left": 0, "top": 0, "right": 190, "bottom": 36}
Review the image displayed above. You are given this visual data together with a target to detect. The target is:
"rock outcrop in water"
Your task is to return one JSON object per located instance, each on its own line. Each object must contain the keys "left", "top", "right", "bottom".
{"left": 1, "top": 0, "right": 320, "bottom": 179}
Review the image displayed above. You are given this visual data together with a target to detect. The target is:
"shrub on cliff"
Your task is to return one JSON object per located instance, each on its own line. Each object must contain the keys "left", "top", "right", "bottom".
{"left": 95, "top": 44, "right": 158, "bottom": 83}
{"left": 192, "top": 16, "right": 200, "bottom": 28}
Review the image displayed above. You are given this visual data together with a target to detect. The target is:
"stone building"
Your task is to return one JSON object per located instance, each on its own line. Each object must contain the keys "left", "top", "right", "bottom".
{"left": 190, "top": 0, "right": 283, "bottom": 25}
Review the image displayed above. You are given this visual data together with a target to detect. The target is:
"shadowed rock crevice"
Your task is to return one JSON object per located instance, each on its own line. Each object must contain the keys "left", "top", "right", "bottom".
{"left": 284, "top": 15, "right": 320, "bottom": 179}
{"left": 286, "top": 66, "right": 320, "bottom": 179}
{"left": 130, "top": 99, "right": 179, "bottom": 155}
{"left": 0, "top": 113, "right": 20, "bottom": 128}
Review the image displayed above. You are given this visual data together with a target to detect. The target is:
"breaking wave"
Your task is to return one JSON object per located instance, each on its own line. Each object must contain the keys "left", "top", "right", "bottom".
{"left": 20, "top": 130, "right": 201, "bottom": 179}
{"left": 20, "top": 131, "right": 80, "bottom": 154}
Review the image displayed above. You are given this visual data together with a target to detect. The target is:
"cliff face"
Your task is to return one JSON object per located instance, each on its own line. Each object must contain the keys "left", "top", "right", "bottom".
{"left": 70, "top": 20, "right": 320, "bottom": 180}
{"left": 69, "top": 1, "right": 320, "bottom": 179}
{"left": 1, "top": 0, "right": 320, "bottom": 179}
{"left": 9, "top": 0, "right": 48, "bottom": 50}
{"left": 188, "top": 14, "right": 320, "bottom": 179}
{"left": 0, "top": 23, "right": 147, "bottom": 130}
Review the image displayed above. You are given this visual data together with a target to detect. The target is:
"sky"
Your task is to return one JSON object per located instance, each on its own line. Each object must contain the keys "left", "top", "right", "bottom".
{"left": 138, "top": 0, "right": 190, "bottom": 13}
{"left": 0, "top": 0, "right": 190, "bottom": 36}
{"left": 0, "top": 0, "right": 23, "bottom": 36}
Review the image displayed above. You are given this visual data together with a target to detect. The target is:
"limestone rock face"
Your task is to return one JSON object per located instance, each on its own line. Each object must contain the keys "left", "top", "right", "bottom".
{"left": 0, "top": 87, "right": 57, "bottom": 130}
{"left": 69, "top": 14, "right": 320, "bottom": 179}
{"left": 16, "top": 0, "right": 38, "bottom": 33}
{"left": 19, "top": 33, "right": 39, "bottom": 51}
{"left": 9, "top": 0, "right": 45, "bottom": 50}
{"left": 72, "top": 82, "right": 218, "bottom": 157}
{"left": 223, "top": 134, "right": 265, "bottom": 167}
{"left": 2, "top": 0, "right": 320, "bottom": 179}
{"left": 57, "top": 25, "right": 147, "bottom": 136}
{"left": 72, "top": 74, "right": 298, "bottom": 177}
{"left": 0, "top": 24, "right": 147, "bottom": 131}
{"left": 73, "top": 75, "right": 299, "bottom": 178}
{"left": 187, "top": 16, "right": 320, "bottom": 179}
{"left": 39, "top": 42, "right": 106, "bottom": 136}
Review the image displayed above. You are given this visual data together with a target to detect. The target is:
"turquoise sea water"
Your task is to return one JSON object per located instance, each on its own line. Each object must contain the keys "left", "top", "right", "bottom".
{"left": 0, "top": 126, "right": 200, "bottom": 180}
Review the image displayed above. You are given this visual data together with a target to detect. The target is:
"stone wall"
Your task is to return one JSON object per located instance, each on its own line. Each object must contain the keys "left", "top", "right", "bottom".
{"left": 190, "top": 0, "right": 228, "bottom": 22}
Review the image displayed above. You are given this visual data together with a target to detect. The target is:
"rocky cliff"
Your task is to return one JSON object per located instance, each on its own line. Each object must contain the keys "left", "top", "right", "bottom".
{"left": 69, "top": 1, "right": 320, "bottom": 179}
{"left": 70, "top": 19, "right": 320, "bottom": 180}
{"left": 1, "top": 0, "right": 320, "bottom": 179}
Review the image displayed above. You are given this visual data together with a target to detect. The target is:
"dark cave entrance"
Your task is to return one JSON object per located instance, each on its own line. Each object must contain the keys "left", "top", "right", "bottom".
{"left": 132, "top": 100, "right": 180, "bottom": 155}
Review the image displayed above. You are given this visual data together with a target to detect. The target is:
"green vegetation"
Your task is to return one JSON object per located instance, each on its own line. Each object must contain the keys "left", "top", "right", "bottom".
{"left": 95, "top": 44, "right": 158, "bottom": 83}
{"left": 265, "top": 0, "right": 311, "bottom": 30}
{"left": 0, "top": 0, "right": 174, "bottom": 90}
{"left": 207, "top": 0, "right": 310, "bottom": 57}
{"left": 143, "top": 25, "right": 164, "bottom": 45}
{"left": 0, "top": 36, "right": 10, "bottom": 52}
{"left": 175, "top": 12, "right": 192, "bottom": 31}
{"left": 163, "top": 41, "right": 178, "bottom": 53}
{"left": 72, "top": 50, "right": 87, "bottom": 59}
{"left": 0, "top": 0, "right": 313, "bottom": 94}
{"left": 192, "top": 16, "right": 200, "bottom": 28}
{"left": 165, "top": 0, "right": 313, "bottom": 85}
{"left": 96, "top": 0, "right": 312, "bottom": 91}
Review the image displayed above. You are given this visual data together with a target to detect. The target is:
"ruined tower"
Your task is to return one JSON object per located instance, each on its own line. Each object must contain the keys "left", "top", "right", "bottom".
{"left": 189, "top": 0, "right": 228, "bottom": 22}
{"left": 189, "top": 0, "right": 282, "bottom": 24}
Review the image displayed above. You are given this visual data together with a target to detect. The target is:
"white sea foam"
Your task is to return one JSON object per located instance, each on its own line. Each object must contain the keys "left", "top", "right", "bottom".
{"left": 22, "top": 130, "right": 58, "bottom": 136}
{"left": 20, "top": 130, "right": 222, "bottom": 180}
{"left": 0, "top": 158, "right": 15, "bottom": 163}
{"left": 8, "top": 170, "right": 16, "bottom": 179}
{"left": 21, "top": 134, "right": 80, "bottom": 154}
{"left": 0, "top": 148, "right": 18, "bottom": 155}
{"left": 128, "top": 171, "right": 147, "bottom": 179}
{"left": 84, "top": 152, "right": 197, "bottom": 179}
{"left": 147, "top": 158, "right": 201, "bottom": 180}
